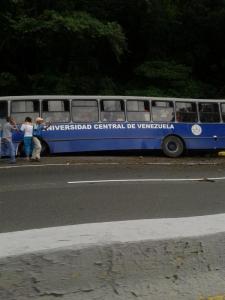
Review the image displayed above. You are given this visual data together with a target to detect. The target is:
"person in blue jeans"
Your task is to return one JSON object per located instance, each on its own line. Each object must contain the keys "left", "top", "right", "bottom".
{"left": 20, "top": 117, "right": 33, "bottom": 161}
{"left": 2, "top": 116, "right": 18, "bottom": 163}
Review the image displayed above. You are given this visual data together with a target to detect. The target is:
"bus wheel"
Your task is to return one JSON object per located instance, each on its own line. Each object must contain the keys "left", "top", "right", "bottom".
{"left": 17, "top": 142, "right": 25, "bottom": 157}
{"left": 162, "top": 135, "right": 184, "bottom": 158}
{"left": 41, "top": 141, "right": 50, "bottom": 156}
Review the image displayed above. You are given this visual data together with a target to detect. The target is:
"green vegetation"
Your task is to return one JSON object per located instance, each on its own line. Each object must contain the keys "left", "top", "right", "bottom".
{"left": 0, "top": 0, "right": 225, "bottom": 98}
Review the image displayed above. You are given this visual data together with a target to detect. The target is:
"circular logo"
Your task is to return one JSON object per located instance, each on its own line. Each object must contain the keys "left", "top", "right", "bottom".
{"left": 191, "top": 124, "right": 202, "bottom": 136}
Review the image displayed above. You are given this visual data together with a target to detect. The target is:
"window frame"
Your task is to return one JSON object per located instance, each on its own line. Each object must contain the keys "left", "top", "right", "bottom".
{"left": 41, "top": 99, "right": 71, "bottom": 123}
{"left": 0, "top": 101, "right": 8, "bottom": 127}
{"left": 220, "top": 103, "right": 225, "bottom": 123}
{"left": 72, "top": 99, "right": 99, "bottom": 123}
{"left": 100, "top": 99, "right": 125, "bottom": 122}
{"left": 126, "top": 99, "right": 150, "bottom": 122}
{"left": 175, "top": 101, "right": 198, "bottom": 123}
{"left": 0, "top": 101, "right": 8, "bottom": 118}
{"left": 198, "top": 102, "right": 221, "bottom": 123}
{"left": 10, "top": 100, "right": 40, "bottom": 124}
{"left": 151, "top": 100, "right": 175, "bottom": 122}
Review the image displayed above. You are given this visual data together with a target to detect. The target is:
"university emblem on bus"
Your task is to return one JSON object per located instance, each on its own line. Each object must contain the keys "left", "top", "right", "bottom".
{"left": 191, "top": 124, "right": 202, "bottom": 136}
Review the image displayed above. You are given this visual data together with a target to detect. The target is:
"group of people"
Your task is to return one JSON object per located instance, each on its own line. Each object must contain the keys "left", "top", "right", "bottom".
{"left": 1, "top": 116, "right": 47, "bottom": 164}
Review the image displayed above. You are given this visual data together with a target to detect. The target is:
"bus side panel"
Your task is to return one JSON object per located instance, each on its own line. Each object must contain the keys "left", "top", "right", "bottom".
{"left": 173, "top": 123, "right": 225, "bottom": 150}
{"left": 41, "top": 122, "right": 174, "bottom": 153}
{"left": 46, "top": 138, "right": 163, "bottom": 154}
{"left": 12, "top": 122, "right": 225, "bottom": 154}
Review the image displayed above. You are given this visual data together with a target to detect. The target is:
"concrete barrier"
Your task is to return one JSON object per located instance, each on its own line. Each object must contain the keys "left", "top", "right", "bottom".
{"left": 1, "top": 214, "right": 225, "bottom": 300}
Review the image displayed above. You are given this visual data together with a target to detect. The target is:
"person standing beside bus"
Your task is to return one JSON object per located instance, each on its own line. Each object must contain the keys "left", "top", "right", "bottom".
{"left": 31, "top": 117, "right": 46, "bottom": 162}
{"left": 2, "top": 116, "right": 18, "bottom": 163}
{"left": 20, "top": 117, "right": 33, "bottom": 161}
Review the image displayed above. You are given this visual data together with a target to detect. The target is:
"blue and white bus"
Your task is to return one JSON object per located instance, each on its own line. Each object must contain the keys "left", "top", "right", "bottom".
{"left": 0, "top": 95, "right": 225, "bottom": 157}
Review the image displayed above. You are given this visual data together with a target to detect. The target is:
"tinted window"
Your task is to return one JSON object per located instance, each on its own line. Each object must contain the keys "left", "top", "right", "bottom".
{"left": 127, "top": 100, "right": 150, "bottom": 121}
{"left": 42, "top": 100, "right": 70, "bottom": 122}
{"left": 199, "top": 102, "right": 220, "bottom": 123}
{"left": 11, "top": 100, "right": 39, "bottom": 123}
{"left": 152, "top": 101, "right": 174, "bottom": 122}
{"left": 176, "top": 102, "right": 198, "bottom": 122}
{"left": 72, "top": 100, "right": 98, "bottom": 122}
{"left": 100, "top": 100, "right": 125, "bottom": 122}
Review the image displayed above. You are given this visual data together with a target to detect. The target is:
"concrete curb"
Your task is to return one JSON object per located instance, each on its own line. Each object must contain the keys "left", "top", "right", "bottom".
{"left": 1, "top": 215, "right": 225, "bottom": 299}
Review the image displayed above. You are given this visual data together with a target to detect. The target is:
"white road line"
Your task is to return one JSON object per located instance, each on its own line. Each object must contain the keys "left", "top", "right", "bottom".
{"left": 67, "top": 177, "right": 225, "bottom": 184}
{"left": 0, "top": 163, "right": 70, "bottom": 169}
{"left": 146, "top": 162, "right": 219, "bottom": 165}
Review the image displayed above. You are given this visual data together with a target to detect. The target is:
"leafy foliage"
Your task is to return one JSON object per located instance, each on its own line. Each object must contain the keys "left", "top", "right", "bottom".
{"left": 0, "top": 0, "right": 225, "bottom": 98}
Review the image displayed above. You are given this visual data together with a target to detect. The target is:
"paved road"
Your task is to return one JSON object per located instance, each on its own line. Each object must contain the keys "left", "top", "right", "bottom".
{"left": 0, "top": 155, "right": 225, "bottom": 233}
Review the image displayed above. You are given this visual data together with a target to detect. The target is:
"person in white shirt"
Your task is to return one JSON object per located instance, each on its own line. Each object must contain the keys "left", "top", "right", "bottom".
{"left": 20, "top": 117, "right": 33, "bottom": 161}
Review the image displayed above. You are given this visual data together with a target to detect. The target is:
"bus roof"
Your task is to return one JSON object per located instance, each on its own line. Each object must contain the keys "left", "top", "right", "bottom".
{"left": 0, "top": 95, "right": 224, "bottom": 102}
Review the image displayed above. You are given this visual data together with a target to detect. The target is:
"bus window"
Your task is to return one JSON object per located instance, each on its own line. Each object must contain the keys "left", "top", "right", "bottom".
{"left": 175, "top": 102, "right": 198, "bottom": 122}
{"left": 100, "top": 100, "right": 125, "bottom": 122}
{"left": 199, "top": 102, "right": 220, "bottom": 123}
{"left": 11, "top": 100, "right": 39, "bottom": 123}
{"left": 42, "top": 100, "right": 70, "bottom": 123}
{"left": 152, "top": 101, "right": 174, "bottom": 122}
{"left": 127, "top": 100, "right": 150, "bottom": 121}
{"left": 0, "top": 101, "right": 7, "bottom": 128}
{"left": 72, "top": 100, "right": 98, "bottom": 122}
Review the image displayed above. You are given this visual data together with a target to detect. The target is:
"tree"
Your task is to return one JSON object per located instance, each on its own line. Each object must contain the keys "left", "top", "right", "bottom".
{"left": 0, "top": 2, "right": 126, "bottom": 95}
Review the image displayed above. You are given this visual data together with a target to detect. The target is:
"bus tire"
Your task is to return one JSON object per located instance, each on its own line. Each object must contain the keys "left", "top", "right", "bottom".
{"left": 18, "top": 140, "right": 50, "bottom": 156}
{"left": 162, "top": 135, "right": 184, "bottom": 158}
{"left": 17, "top": 142, "right": 25, "bottom": 157}
{"left": 40, "top": 140, "right": 50, "bottom": 156}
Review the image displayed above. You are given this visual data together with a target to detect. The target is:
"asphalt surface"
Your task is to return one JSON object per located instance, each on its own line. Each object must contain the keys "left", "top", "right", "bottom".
{"left": 0, "top": 154, "right": 225, "bottom": 233}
